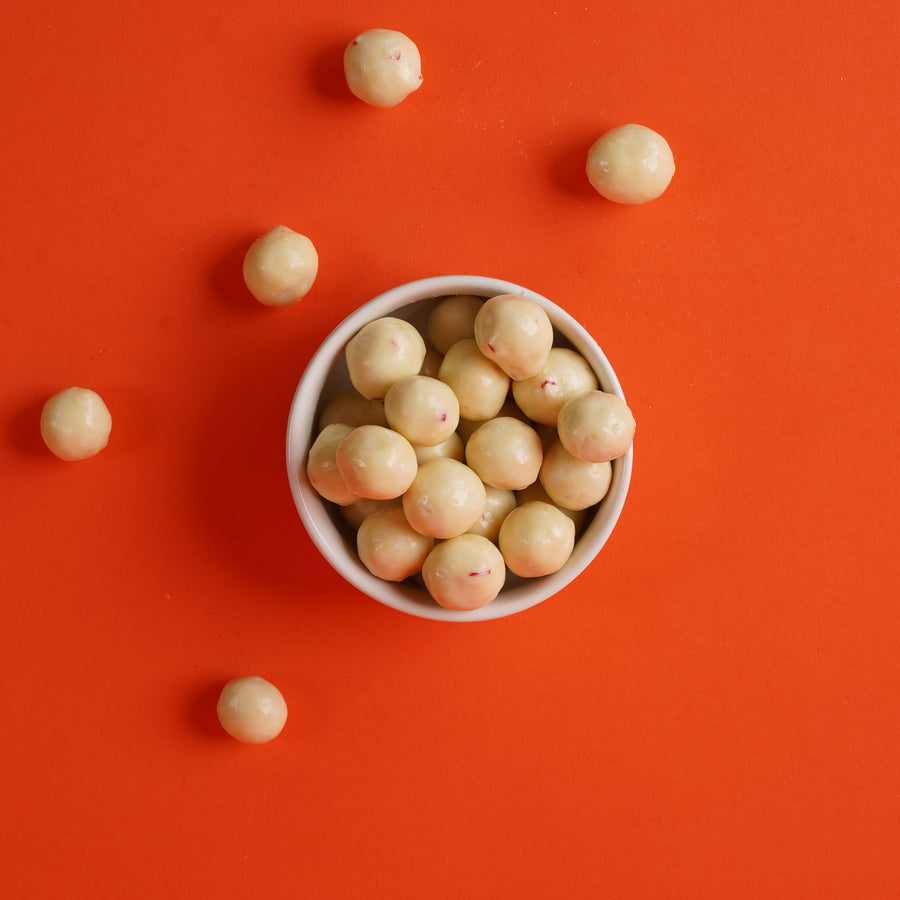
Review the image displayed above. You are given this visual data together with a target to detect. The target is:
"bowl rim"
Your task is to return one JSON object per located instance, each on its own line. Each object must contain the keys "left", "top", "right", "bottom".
{"left": 286, "top": 274, "right": 633, "bottom": 622}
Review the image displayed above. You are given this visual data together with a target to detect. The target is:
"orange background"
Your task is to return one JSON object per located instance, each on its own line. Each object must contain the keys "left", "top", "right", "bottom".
{"left": 2, "top": 1, "right": 898, "bottom": 897}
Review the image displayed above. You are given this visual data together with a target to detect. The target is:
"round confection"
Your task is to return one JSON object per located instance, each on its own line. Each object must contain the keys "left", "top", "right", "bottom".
{"left": 540, "top": 439, "right": 612, "bottom": 511}
{"left": 242, "top": 225, "right": 318, "bottom": 306}
{"left": 341, "top": 498, "right": 399, "bottom": 530}
{"left": 343, "top": 29, "right": 423, "bottom": 108}
{"left": 438, "top": 338, "right": 509, "bottom": 421}
{"left": 216, "top": 676, "right": 287, "bottom": 744}
{"left": 384, "top": 375, "right": 460, "bottom": 446}
{"left": 40, "top": 387, "right": 112, "bottom": 461}
{"left": 585, "top": 124, "right": 675, "bottom": 204}
{"left": 467, "top": 485, "right": 517, "bottom": 543}
{"left": 357, "top": 505, "right": 434, "bottom": 582}
{"left": 426, "top": 294, "right": 484, "bottom": 354}
{"left": 345, "top": 317, "right": 427, "bottom": 400}
{"left": 465, "top": 416, "right": 543, "bottom": 491}
{"left": 557, "top": 390, "right": 636, "bottom": 462}
{"left": 306, "top": 423, "right": 356, "bottom": 506}
{"left": 498, "top": 501, "right": 576, "bottom": 578}
{"left": 335, "top": 425, "right": 418, "bottom": 499}
{"left": 473, "top": 294, "right": 554, "bottom": 380}
{"left": 318, "top": 392, "right": 387, "bottom": 430}
{"left": 402, "top": 458, "right": 487, "bottom": 539}
{"left": 516, "top": 480, "right": 589, "bottom": 533}
{"left": 412, "top": 431, "right": 465, "bottom": 466}
{"left": 511, "top": 347, "right": 599, "bottom": 426}
{"left": 421, "top": 533, "right": 507, "bottom": 611}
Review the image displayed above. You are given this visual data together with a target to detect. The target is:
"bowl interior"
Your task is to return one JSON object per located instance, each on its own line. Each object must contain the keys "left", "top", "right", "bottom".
{"left": 286, "top": 275, "right": 632, "bottom": 621}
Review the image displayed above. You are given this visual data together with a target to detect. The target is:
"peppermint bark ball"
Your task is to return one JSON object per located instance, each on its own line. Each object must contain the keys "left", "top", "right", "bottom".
{"left": 357, "top": 506, "right": 434, "bottom": 581}
{"left": 557, "top": 390, "right": 636, "bottom": 462}
{"left": 511, "top": 347, "right": 598, "bottom": 426}
{"left": 216, "top": 676, "right": 287, "bottom": 744}
{"left": 402, "top": 458, "right": 487, "bottom": 539}
{"left": 586, "top": 124, "right": 675, "bottom": 204}
{"left": 306, "top": 423, "right": 356, "bottom": 506}
{"left": 498, "top": 501, "right": 576, "bottom": 578}
{"left": 540, "top": 440, "right": 613, "bottom": 511}
{"left": 345, "top": 317, "right": 426, "bottom": 401}
{"left": 335, "top": 425, "right": 418, "bottom": 500}
{"left": 384, "top": 375, "right": 459, "bottom": 446}
{"left": 243, "top": 225, "right": 318, "bottom": 306}
{"left": 426, "top": 294, "right": 484, "bottom": 354}
{"left": 40, "top": 387, "right": 112, "bottom": 461}
{"left": 422, "top": 533, "right": 506, "bottom": 611}
{"left": 344, "top": 29, "right": 423, "bottom": 108}
{"left": 473, "top": 294, "right": 553, "bottom": 380}
{"left": 464, "top": 416, "right": 543, "bottom": 491}
{"left": 438, "top": 338, "right": 509, "bottom": 421}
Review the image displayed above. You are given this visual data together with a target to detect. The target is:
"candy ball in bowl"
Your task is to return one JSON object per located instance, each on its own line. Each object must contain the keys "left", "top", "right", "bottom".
{"left": 286, "top": 275, "right": 633, "bottom": 622}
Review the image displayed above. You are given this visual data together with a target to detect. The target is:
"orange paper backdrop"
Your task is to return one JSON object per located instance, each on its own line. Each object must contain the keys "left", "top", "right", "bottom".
{"left": 1, "top": 1, "right": 898, "bottom": 897}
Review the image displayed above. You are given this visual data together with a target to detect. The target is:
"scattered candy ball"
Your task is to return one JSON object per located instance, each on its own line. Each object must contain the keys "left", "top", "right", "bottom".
{"left": 586, "top": 124, "right": 675, "bottom": 204}
{"left": 40, "top": 387, "right": 112, "bottom": 461}
{"left": 343, "top": 28, "right": 423, "bottom": 108}
{"left": 216, "top": 676, "right": 287, "bottom": 744}
{"left": 242, "top": 225, "right": 318, "bottom": 307}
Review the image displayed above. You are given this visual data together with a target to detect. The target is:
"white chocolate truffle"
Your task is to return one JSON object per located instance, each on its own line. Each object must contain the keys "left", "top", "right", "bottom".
{"left": 511, "top": 348, "right": 599, "bottom": 426}
{"left": 318, "top": 392, "right": 387, "bottom": 430}
{"left": 426, "top": 294, "right": 484, "bottom": 354}
{"left": 341, "top": 498, "right": 398, "bottom": 530}
{"left": 516, "top": 480, "right": 588, "bottom": 533}
{"left": 438, "top": 338, "right": 509, "bottom": 421}
{"left": 335, "top": 425, "right": 418, "bottom": 499}
{"left": 40, "top": 387, "right": 112, "bottom": 461}
{"left": 498, "top": 501, "right": 576, "bottom": 578}
{"left": 586, "top": 124, "right": 675, "bottom": 204}
{"left": 422, "top": 533, "right": 506, "bottom": 611}
{"left": 343, "top": 29, "right": 423, "bottom": 108}
{"left": 216, "top": 676, "right": 287, "bottom": 744}
{"left": 413, "top": 431, "right": 465, "bottom": 465}
{"left": 346, "top": 317, "right": 427, "bottom": 401}
{"left": 557, "top": 390, "right": 636, "bottom": 462}
{"left": 242, "top": 225, "right": 318, "bottom": 307}
{"left": 384, "top": 375, "right": 460, "bottom": 446}
{"left": 465, "top": 416, "right": 543, "bottom": 491}
{"left": 473, "top": 294, "right": 554, "bottom": 381}
{"left": 467, "top": 485, "right": 516, "bottom": 543}
{"left": 540, "top": 439, "right": 612, "bottom": 511}
{"left": 357, "top": 505, "right": 434, "bottom": 581}
{"left": 402, "top": 458, "right": 487, "bottom": 539}
{"left": 306, "top": 423, "right": 356, "bottom": 506}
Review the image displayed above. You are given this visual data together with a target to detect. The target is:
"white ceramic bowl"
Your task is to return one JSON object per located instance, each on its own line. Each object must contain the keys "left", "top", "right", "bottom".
{"left": 286, "top": 275, "right": 633, "bottom": 622}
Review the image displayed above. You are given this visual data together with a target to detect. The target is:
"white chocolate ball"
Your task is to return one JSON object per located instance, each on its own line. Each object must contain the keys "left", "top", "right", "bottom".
{"left": 426, "top": 294, "right": 484, "bottom": 354}
{"left": 498, "top": 501, "right": 576, "bottom": 578}
{"left": 557, "top": 390, "right": 636, "bottom": 462}
{"left": 402, "top": 458, "right": 487, "bottom": 539}
{"left": 473, "top": 294, "right": 554, "bottom": 381}
{"left": 467, "top": 485, "right": 516, "bottom": 543}
{"left": 540, "top": 439, "right": 612, "bottom": 511}
{"left": 422, "top": 533, "right": 506, "bottom": 611}
{"left": 438, "top": 338, "right": 509, "bottom": 421}
{"left": 511, "top": 348, "right": 599, "bottom": 426}
{"left": 242, "top": 225, "right": 318, "bottom": 306}
{"left": 357, "top": 505, "right": 434, "bottom": 582}
{"left": 40, "top": 387, "right": 112, "bottom": 461}
{"left": 412, "top": 431, "right": 465, "bottom": 465}
{"left": 344, "top": 29, "right": 423, "bottom": 108}
{"left": 335, "top": 425, "right": 418, "bottom": 499}
{"left": 306, "top": 423, "right": 356, "bottom": 506}
{"left": 318, "top": 392, "right": 387, "bottom": 430}
{"left": 465, "top": 416, "right": 543, "bottom": 491}
{"left": 586, "top": 124, "right": 675, "bottom": 204}
{"left": 346, "top": 317, "right": 426, "bottom": 401}
{"left": 216, "top": 676, "right": 287, "bottom": 744}
{"left": 384, "top": 375, "right": 460, "bottom": 446}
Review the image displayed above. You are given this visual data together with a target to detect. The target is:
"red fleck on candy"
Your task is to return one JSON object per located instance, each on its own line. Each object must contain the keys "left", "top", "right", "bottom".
{"left": 390, "top": 49, "right": 401, "bottom": 60}
{"left": 438, "top": 412, "right": 447, "bottom": 422}
{"left": 541, "top": 380, "right": 556, "bottom": 390}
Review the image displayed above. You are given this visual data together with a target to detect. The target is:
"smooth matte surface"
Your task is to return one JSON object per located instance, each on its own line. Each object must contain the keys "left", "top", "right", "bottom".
{"left": 1, "top": 1, "right": 897, "bottom": 897}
